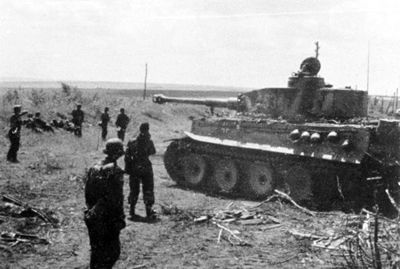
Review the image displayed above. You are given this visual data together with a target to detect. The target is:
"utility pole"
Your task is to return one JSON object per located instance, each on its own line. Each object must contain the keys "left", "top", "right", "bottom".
{"left": 143, "top": 63, "right": 148, "bottom": 100}
{"left": 315, "top": 42, "right": 320, "bottom": 59}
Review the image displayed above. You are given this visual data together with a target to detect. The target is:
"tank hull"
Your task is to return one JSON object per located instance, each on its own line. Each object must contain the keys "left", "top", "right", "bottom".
{"left": 163, "top": 118, "right": 400, "bottom": 215}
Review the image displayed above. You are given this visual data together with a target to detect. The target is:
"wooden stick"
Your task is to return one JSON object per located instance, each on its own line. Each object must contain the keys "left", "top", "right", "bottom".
{"left": 252, "top": 195, "right": 280, "bottom": 208}
{"left": 385, "top": 189, "right": 400, "bottom": 214}
{"left": 214, "top": 222, "right": 252, "bottom": 246}
{"left": 288, "top": 230, "right": 328, "bottom": 240}
{"left": 131, "top": 264, "right": 147, "bottom": 269}
{"left": 217, "top": 228, "right": 223, "bottom": 243}
{"left": 274, "top": 190, "right": 316, "bottom": 216}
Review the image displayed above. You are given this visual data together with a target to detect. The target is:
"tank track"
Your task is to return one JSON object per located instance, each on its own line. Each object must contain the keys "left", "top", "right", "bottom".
{"left": 164, "top": 137, "right": 381, "bottom": 211}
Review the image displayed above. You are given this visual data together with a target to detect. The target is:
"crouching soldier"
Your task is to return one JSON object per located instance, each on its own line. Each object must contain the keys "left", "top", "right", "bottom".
{"left": 125, "top": 123, "right": 157, "bottom": 220}
{"left": 84, "top": 138, "right": 126, "bottom": 268}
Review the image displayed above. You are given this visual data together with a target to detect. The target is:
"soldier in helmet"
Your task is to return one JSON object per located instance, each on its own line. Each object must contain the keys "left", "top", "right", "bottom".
{"left": 71, "top": 104, "right": 84, "bottom": 137}
{"left": 100, "top": 107, "right": 110, "bottom": 141}
{"left": 84, "top": 138, "right": 126, "bottom": 268}
{"left": 7, "top": 105, "right": 28, "bottom": 163}
{"left": 125, "top": 123, "right": 157, "bottom": 220}
{"left": 115, "top": 108, "right": 129, "bottom": 141}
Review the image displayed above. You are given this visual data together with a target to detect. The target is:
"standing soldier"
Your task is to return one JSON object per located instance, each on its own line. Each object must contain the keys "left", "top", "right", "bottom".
{"left": 125, "top": 123, "right": 157, "bottom": 220}
{"left": 84, "top": 138, "right": 126, "bottom": 268}
{"left": 71, "top": 104, "right": 84, "bottom": 137}
{"left": 115, "top": 108, "right": 129, "bottom": 141}
{"left": 100, "top": 107, "right": 110, "bottom": 141}
{"left": 7, "top": 105, "right": 28, "bottom": 163}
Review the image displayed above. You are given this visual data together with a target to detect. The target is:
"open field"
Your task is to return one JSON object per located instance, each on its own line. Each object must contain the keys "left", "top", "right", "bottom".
{"left": 0, "top": 85, "right": 399, "bottom": 268}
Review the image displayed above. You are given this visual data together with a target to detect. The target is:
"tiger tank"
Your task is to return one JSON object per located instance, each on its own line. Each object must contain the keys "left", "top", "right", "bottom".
{"left": 153, "top": 57, "right": 400, "bottom": 213}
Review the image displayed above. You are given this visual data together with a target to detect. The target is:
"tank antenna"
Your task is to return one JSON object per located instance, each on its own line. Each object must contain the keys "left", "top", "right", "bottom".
{"left": 315, "top": 42, "right": 320, "bottom": 59}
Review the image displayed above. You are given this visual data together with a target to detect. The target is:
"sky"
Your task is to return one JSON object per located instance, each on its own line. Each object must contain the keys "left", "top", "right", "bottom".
{"left": 1, "top": 0, "right": 400, "bottom": 95}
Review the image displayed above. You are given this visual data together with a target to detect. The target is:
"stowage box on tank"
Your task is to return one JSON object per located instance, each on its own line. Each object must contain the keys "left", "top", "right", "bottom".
{"left": 153, "top": 57, "right": 400, "bottom": 215}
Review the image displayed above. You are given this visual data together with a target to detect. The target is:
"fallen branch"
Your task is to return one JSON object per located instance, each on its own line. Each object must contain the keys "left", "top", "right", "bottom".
{"left": 259, "top": 224, "right": 284, "bottom": 230}
{"left": 274, "top": 190, "right": 316, "bottom": 216}
{"left": 3, "top": 195, "right": 57, "bottom": 227}
{"left": 213, "top": 222, "right": 252, "bottom": 246}
{"left": 288, "top": 230, "right": 328, "bottom": 240}
{"left": 217, "top": 228, "right": 223, "bottom": 243}
{"left": 253, "top": 194, "right": 280, "bottom": 208}
{"left": 131, "top": 264, "right": 147, "bottom": 269}
{"left": 385, "top": 189, "right": 400, "bottom": 214}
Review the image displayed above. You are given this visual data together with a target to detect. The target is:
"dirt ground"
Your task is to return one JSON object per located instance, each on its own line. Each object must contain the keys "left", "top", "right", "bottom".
{"left": 0, "top": 100, "right": 397, "bottom": 269}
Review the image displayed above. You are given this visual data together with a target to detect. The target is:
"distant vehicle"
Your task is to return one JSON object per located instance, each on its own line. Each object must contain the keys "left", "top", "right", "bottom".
{"left": 153, "top": 56, "right": 400, "bottom": 214}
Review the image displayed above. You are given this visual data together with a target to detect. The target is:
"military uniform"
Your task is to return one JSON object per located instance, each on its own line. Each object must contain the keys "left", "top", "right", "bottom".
{"left": 125, "top": 123, "right": 156, "bottom": 219}
{"left": 71, "top": 105, "right": 84, "bottom": 137}
{"left": 84, "top": 138, "right": 126, "bottom": 268}
{"left": 101, "top": 108, "right": 110, "bottom": 141}
{"left": 7, "top": 105, "right": 26, "bottom": 163}
{"left": 115, "top": 109, "right": 129, "bottom": 141}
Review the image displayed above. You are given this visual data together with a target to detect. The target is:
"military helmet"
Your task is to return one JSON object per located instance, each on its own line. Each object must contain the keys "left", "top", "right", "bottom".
{"left": 140, "top": 122, "right": 150, "bottom": 133}
{"left": 103, "top": 138, "right": 124, "bottom": 155}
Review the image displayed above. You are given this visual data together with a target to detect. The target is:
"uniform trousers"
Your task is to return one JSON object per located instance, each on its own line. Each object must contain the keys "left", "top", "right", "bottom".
{"left": 128, "top": 165, "right": 155, "bottom": 214}
{"left": 7, "top": 135, "right": 20, "bottom": 162}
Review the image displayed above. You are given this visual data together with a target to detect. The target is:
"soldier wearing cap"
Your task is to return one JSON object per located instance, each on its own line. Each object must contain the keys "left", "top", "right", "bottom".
{"left": 84, "top": 138, "right": 126, "bottom": 268}
{"left": 71, "top": 104, "right": 84, "bottom": 137}
{"left": 115, "top": 108, "right": 129, "bottom": 141}
{"left": 100, "top": 107, "right": 110, "bottom": 141}
{"left": 124, "top": 122, "right": 157, "bottom": 220}
{"left": 7, "top": 105, "right": 28, "bottom": 163}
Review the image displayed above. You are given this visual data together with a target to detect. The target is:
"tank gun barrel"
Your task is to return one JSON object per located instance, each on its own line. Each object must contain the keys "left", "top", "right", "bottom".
{"left": 152, "top": 94, "right": 240, "bottom": 111}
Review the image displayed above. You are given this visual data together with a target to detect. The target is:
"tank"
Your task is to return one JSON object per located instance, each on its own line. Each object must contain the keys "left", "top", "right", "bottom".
{"left": 153, "top": 57, "right": 400, "bottom": 213}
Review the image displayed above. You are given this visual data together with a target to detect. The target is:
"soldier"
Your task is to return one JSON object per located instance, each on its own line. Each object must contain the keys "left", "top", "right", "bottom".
{"left": 34, "top": 112, "right": 54, "bottom": 133}
{"left": 125, "top": 123, "right": 157, "bottom": 220}
{"left": 71, "top": 104, "right": 84, "bottom": 137}
{"left": 100, "top": 107, "right": 110, "bottom": 141}
{"left": 7, "top": 105, "right": 28, "bottom": 163}
{"left": 115, "top": 108, "right": 129, "bottom": 141}
{"left": 84, "top": 138, "right": 126, "bottom": 268}
{"left": 23, "top": 113, "right": 36, "bottom": 131}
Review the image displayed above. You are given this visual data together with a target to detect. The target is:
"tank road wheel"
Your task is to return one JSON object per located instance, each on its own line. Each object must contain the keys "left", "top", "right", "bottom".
{"left": 164, "top": 141, "right": 184, "bottom": 182}
{"left": 284, "top": 165, "right": 312, "bottom": 202}
{"left": 214, "top": 159, "right": 239, "bottom": 193}
{"left": 246, "top": 163, "right": 274, "bottom": 198}
{"left": 182, "top": 154, "right": 208, "bottom": 187}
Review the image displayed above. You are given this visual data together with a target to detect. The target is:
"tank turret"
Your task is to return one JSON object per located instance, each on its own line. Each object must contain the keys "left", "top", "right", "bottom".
{"left": 153, "top": 57, "right": 368, "bottom": 121}
{"left": 154, "top": 56, "right": 399, "bottom": 217}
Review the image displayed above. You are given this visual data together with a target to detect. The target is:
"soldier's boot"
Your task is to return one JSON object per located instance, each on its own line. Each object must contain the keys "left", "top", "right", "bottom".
{"left": 130, "top": 207, "right": 135, "bottom": 217}
{"left": 145, "top": 205, "right": 156, "bottom": 220}
{"left": 128, "top": 205, "right": 141, "bottom": 221}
